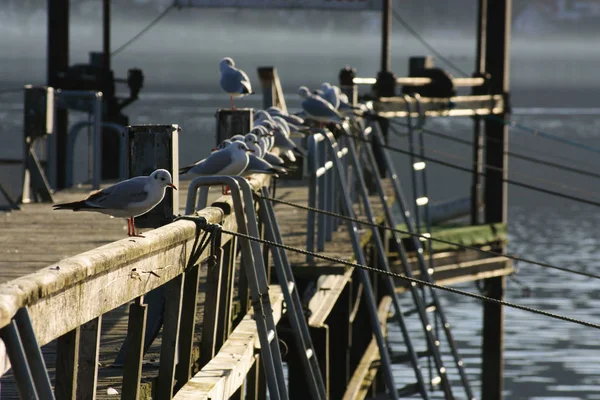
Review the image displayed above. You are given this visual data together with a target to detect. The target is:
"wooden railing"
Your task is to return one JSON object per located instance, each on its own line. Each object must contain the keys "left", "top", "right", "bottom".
{"left": 0, "top": 172, "right": 273, "bottom": 398}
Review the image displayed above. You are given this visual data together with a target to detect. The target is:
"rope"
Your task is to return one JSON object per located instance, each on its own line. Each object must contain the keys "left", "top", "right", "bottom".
{"left": 111, "top": 4, "right": 176, "bottom": 56}
{"left": 219, "top": 227, "right": 600, "bottom": 331}
{"left": 388, "top": 120, "right": 600, "bottom": 181}
{"left": 391, "top": 9, "right": 468, "bottom": 77}
{"left": 257, "top": 195, "right": 600, "bottom": 281}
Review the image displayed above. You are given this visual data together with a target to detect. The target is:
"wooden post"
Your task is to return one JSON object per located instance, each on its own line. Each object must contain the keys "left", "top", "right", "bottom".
{"left": 246, "top": 352, "right": 267, "bottom": 400}
{"left": 326, "top": 282, "right": 352, "bottom": 399}
{"left": 257, "top": 67, "right": 288, "bottom": 113}
{"left": 48, "top": 0, "right": 69, "bottom": 190}
{"left": 126, "top": 124, "right": 180, "bottom": 229}
{"left": 122, "top": 297, "right": 148, "bottom": 400}
{"left": 174, "top": 263, "right": 201, "bottom": 390}
{"left": 198, "top": 247, "right": 225, "bottom": 369}
{"left": 215, "top": 109, "right": 253, "bottom": 147}
{"left": 482, "top": 0, "right": 511, "bottom": 399}
{"left": 55, "top": 328, "right": 80, "bottom": 400}
{"left": 76, "top": 316, "right": 102, "bottom": 399}
{"left": 156, "top": 274, "right": 185, "bottom": 399}
{"left": 20, "top": 86, "right": 55, "bottom": 204}
{"left": 339, "top": 66, "right": 358, "bottom": 106}
{"left": 215, "top": 236, "right": 237, "bottom": 345}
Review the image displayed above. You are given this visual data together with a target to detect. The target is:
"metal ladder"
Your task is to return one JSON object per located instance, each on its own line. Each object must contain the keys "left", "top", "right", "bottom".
{"left": 256, "top": 185, "right": 328, "bottom": 400}
{"left": 366, "top": 119, "right": 476, "bottom": 400}
{"left": 186, "top": 176, "right": 288, "bottom": 400}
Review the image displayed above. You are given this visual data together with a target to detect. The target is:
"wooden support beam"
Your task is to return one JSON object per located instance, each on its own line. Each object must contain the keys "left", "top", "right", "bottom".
{"left": 122, "top": 297, "right": 148, "bottom": 400}
{"left": 245, "top": 353, "right": 266, "bottom": 400}
{"left": 174, "top": 264, "right": 201, "bottom": 391}
{"left": 342, "top": 296, "right": 392, "bottom": 400}
{"left": 156, "top": 274, "right": 184, "bottom": 399}
{"left": 173, "top": 286, "right": 284, "bottom": 399}
{"left": 55, "top": 327, "right": 80, "bottom": 400}
{"left": 371, "top": 94, "right": 504, "bottom": 118}
{"left": 198, "top": 248, "right": 225, "bottom": 369}
{"left": 257, "top": 67, "right": 288, "bottom": 113}
{"left": 76, "top": 316, "right": 102, "bottom": 399}
{"left": 215, "top": 237, "right": 236, "bottom": 346}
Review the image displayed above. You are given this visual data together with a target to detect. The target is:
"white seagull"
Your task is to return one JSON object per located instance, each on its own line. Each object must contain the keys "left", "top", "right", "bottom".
{"left": 219, "top": 57, "right": 253, "bottom": 109}
{"left": 298, "top": 86, "right": 343, "bottom": 125}
{"left": 53, "top": 169, "right": 176, "bottom": 237}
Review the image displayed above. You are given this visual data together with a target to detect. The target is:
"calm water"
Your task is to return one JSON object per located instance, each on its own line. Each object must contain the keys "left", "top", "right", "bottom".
{"left": 1, "top": 89, "right": 600, "bottom": 399}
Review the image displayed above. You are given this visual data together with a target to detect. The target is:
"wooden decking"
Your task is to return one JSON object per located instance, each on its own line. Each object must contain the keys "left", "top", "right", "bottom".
{"left": 0, "top": 173, "right": 512, "bottom": 399}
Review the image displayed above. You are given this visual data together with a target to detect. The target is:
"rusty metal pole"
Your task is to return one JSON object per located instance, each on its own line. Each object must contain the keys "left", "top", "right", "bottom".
{"left": 482, "top": 0, "right": 511, "bottom": 399}
{"left": 47, "top": 0, "right": 69, "bottom": 189}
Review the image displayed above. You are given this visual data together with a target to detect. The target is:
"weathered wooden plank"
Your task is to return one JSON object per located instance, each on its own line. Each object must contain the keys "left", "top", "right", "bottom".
{"left": 198, "top": 248, "right": 224, "bottom": 369}
{"left": 174, "top": 263, "right": 201, "bottom": 391}
{"left": 173, "top": 286, "right": 283, "bottom": 400}
{"left": 55, "top": 327, "right": 80, "bottom": 400}
{"left": 342, "top": 296, "right": 392, "bottom": 400}
{"left": 121, "top": 297, "right": 148, "bottom": 400}
{"left": 76, "top": 316, "right": 102, "bottom": 400}
{"left": 156, "top": 275, "right": 184, "bottom": 400}
{"left": 307, "top": 268, "right": 353, "bottom": 328}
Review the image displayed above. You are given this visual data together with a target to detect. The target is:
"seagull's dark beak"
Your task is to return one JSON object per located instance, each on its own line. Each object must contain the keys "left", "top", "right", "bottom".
{"left": 169, "top": 183, "right": 178, "bottom": 190}
{"left": 247, "top": 149, "right": 255, "bottom": 153}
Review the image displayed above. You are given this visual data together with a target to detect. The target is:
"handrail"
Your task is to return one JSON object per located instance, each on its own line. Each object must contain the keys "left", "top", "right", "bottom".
{"left": 0, "top": 172, "right": 272, "bottom": 376}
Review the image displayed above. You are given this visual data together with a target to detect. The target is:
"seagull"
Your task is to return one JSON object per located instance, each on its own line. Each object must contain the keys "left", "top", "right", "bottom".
{"left": 243, "top": 133, "right": 263, "bottom": 157}
{"left": 219, "top": 57, "right": 253, "bottom": 109}
{"left": 298, "top": 86, "right": 343, "bottom": 126}
{"left": 53, "top": 169, "right": 176, "bottom": 237}
{"left": 179, "top": 141, "right": 253, "bottom": 177}
{"left": 321, "top": 82, "right": 341, "bottom": 109}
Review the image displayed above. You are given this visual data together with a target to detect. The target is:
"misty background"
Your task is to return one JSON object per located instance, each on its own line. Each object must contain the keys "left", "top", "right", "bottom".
{"left": 0, "top": 0, "right": 599, "bottom": 106}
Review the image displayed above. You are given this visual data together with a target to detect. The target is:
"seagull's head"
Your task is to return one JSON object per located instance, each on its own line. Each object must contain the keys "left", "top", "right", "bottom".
{"left": 251, "top": 126, "right": 273, "bottom": 137}
{"left": 216, "top": 140, "right": 232, "bottom": 150}
{"left": 234, "top": 142, "right": 254, "bottom": 153}
{"left": 219, "top": 57, "right": 235, "bottom": 73}
{"left": 150, "top": 169, "right": 176, "bottom": 190}
{"left": 298, "top": 86, "right": 311, "bottom": 99}
{"left": 244, "top": 133, "right": 259, "bottom": 144}
{"left": 266, "top": 106, "right": 282, "bottom": 116}
{"left": 254, "top": 110, "right": 273, "bottom": 122}
{"left": 321, "top": 82, "right": 332, "bottom": 90}
{"left": 230, "top": 134, "right": 245, "bottom": 142}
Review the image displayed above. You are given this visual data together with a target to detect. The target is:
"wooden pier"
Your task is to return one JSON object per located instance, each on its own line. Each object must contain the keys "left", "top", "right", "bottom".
{"left": 0, "top": 163, "right": 512, "bottom": 399}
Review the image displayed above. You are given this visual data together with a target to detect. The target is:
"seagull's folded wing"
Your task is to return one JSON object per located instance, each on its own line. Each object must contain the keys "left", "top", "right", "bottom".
{"left": 86, "top": 177, "right": 149, "bottom": 209}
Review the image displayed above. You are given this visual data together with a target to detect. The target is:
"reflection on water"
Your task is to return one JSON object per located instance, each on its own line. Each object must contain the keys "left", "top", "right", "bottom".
{"left": 1, "top": 91, "right": 600, "bottom": 398}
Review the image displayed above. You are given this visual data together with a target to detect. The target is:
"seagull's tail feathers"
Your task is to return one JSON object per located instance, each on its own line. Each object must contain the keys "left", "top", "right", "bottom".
{"left": 179, "top": 164, "right": 194, "bottom": 175}
{"left": 53, "top": 200, "right": 89, "bottom": 211}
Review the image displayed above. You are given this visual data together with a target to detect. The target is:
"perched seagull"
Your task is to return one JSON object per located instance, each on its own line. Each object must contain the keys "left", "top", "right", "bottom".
{"left": 243, "top": 154, "right": 287, "bottom": 177}
{"left": 243, "top": 133, "right": 263, "bottom": 157}
{"left": 179, "top": 141, "right": 253, "bottom": 177}
{"left": 53, "top": 169, "right": 176, "bottom": 237}
{"left": 266, "top": 106, "right": 305, "bottom": 125}
{"left": 321, "top": 82, "right": 341, "bottom": 109}
{"left": 219, "top": 57, "right": 253, "bottom": 109}
{"left": 180, "top": 141, "right": 254, "bottom": 195}
{"left": 298, "top": 86, "right": 343, "bottom": 125}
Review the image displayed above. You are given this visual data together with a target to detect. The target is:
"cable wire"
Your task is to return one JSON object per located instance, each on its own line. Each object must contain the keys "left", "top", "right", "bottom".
{"left": 257, "top": 194, "right": 600, "bottom": 281}
{"left": 217, "top": 227, "right": 600, "bottom": 330}
{"left": 391, "top": 8, "right": 469, "bottom": 77}
{"left": 111, "top": 4, "right": 176, "bottom": 56}
{"left": 362, "top": 131, "right": 600, "bottom": 208}
{"left": 388, "top": 119, "right": 600, "bottom": 178}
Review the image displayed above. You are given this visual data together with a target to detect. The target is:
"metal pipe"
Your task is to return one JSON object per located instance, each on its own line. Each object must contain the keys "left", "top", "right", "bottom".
{"left": 0, "top": 321, "right": 38, "bottom": 400}
{"left": 322, "top": 131, "right": 400, "bottom": 399}
{"left": 381, "top": 0, "right": 392, "bottom": 73}
{"left": 14, "top": 308, "right": 55, "bottom": 400}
